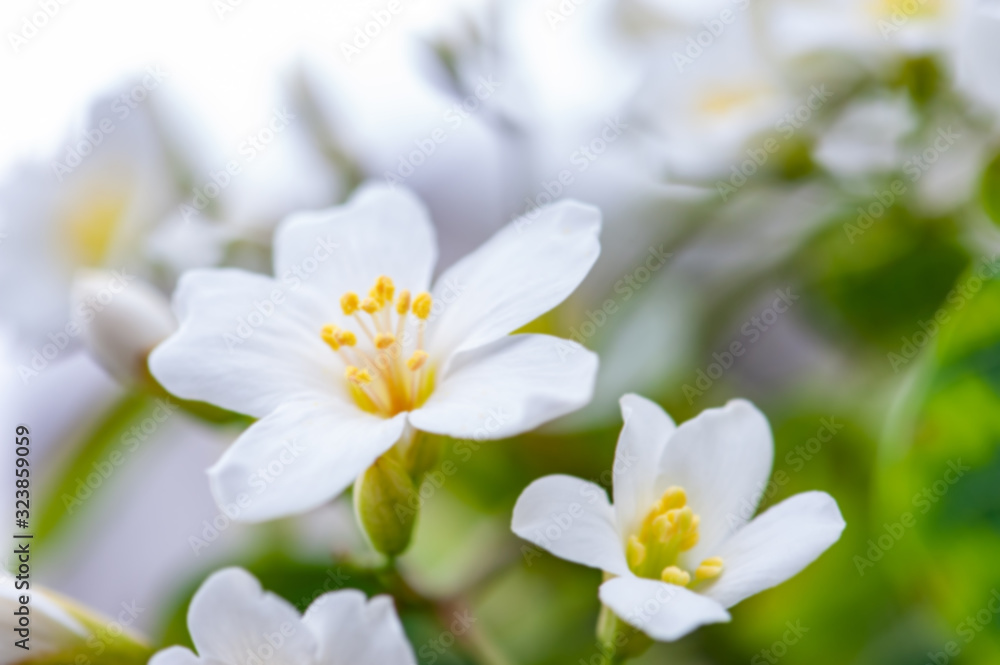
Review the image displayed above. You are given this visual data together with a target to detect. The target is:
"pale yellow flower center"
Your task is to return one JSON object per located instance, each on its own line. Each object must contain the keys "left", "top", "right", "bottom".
{"left": 62, "top": 194, "right": 127, "bottom": 266}
{"left": 626, "top": 486, "right": 724, "bottom": 588}
{"left": 321, "top": 275, "right": 434, "bottom": 417}
{"left": 869, "top": 0, "right": 945, "bottom": 21}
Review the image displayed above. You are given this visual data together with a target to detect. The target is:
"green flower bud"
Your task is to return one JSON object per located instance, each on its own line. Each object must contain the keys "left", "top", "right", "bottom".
{"left": 355, "top": 451, "right": 418, "bottom": 557}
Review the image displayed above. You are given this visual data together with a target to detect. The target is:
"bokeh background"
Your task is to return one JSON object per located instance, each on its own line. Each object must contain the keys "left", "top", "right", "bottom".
{"left": 3, "top": 0, "right": 1000, "bottom": 663}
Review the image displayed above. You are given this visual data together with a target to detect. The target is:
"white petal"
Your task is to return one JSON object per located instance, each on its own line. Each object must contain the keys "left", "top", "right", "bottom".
{"left": 0, "top": 583, "right": 87, "bottom": 661}
{"left": 209, "top": 402, "right": 407, "bottom": 522}
{"left": 511, "top": 475, "right": 630, "bottom": 577}
{"left": 427, "top": 200, "right": 601, "bottom": 359}
{"left": 150, "top": 268, "right": 342, "bottom": 418}
{"left": 303, "top": 591, "right": 416, "bottom": 665}
{"left": 655, "top": 399, "right": 774, "bottom": 563}
{"left": 599, "top": 575, "right": 730, "bottom": 642}
{"left": 408, "top": 334, "right": 598, "bottom": 439}
{"left": 273, "top": 184, "right": 437, "bottom": 298}
{"left": 702, "top": 491, "right": 846, "bottom": 609}
{"left": 187, "top": 568, "right": 317, "bottom": 665}
{"left": 613, "top": 394, "right": 677, "bottom": 540}
{"left": 148, "top": 646, "right": 204, "bottom": 665}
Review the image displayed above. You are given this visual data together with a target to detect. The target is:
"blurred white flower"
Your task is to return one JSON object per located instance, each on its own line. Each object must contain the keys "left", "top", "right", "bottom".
{"left": 813, "top": 93, "right": 917, "bottom": 179}
{"left": 0, "top": 575, "right": 148, "bottom": 665}
{"left": 0, "top": 83, "right": 181, "bottom": 346}
{"left": 149, "top": 568, "right": 416, "bottom": 665}
{"left": 70, "top": 269, "right": 177, "bottom": 385}
{"left": 512, "top": 394, "right": 845, "bottom": 641}
{"left": 635, "top": 23, "right": 798, "bottom": 181}
{"left": 149, "top": 184, "right": 600, "bottom": 522}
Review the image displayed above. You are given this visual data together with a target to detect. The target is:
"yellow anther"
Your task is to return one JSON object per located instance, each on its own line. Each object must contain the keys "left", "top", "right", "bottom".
{"left": 407, "top": 350, "right": 429, "bottom": 371}
{"left": 341, "top": 292, "right": 360, "bottom": 315}
{"left": 374, "top": 333, "right": 396, "bottom": 350}
{"left": 371, "top": 275, "right": 395, "bottom": 304}
{"left": 658, "top": 486, "right": 687, "bottom": 512}
{"left": 412, "top": 292, "right": 432, "bottom": 320}
{"left": 361, "top": 297, "right": 381, "bottom": 314}
{"left": 321, "top": 324, "right": 341, "bottom": 350}
{"left": 695, "top": 557, "right": 724, "bottom": 582}
{"left": 626, "top": 536, "right": 647, "bottom": 569}
{"left": 345, "top": 366, "right": 372, "bottom": 385}
{"left": 396, "top": 290, "right": 411, "bottom": 315}
{"left": 680, "top": 528, "right": 700, "bottom": 551}
{"left": 671, "top": 506, "right": 694, "bottom": 531}
{"left": 660, "top": 566, "right": 691, "bottom": 587}
{"left": 335, "top": 330, "right": 357, "bottom": 347}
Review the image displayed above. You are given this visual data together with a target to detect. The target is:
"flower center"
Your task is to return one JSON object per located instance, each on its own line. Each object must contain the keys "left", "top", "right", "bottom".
{"left": 320, "top": 275, "right": 435, "bottom": 417}
{"left": 62, "top": 194, "right": 127, "bottom": 266}
{"left": 869, "top": 0, "right": 944, "bottom": 21}
{"left": 626, "top": 486, "right": 724, "bottom": 588}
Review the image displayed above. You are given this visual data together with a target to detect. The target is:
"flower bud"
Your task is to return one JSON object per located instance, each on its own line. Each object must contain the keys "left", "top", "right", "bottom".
{"left": 71, "top": 269, "right": 176, "bottom": 386}
{"left": 354, "top": 452, "right": 418, "bottom": 557}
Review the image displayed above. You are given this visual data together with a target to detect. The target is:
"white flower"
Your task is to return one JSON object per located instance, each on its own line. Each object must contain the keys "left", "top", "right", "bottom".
{"left": 149, "top": 568, "right": 416, "bottom": 665}
{"left": 1, "top": 575, "right": 148, "bottom": 665}
{"left": 150, "top": 184, "right": 601, "bottom": 522}
{"left": 512, "top": 394, "right": 845, "bottom": 642}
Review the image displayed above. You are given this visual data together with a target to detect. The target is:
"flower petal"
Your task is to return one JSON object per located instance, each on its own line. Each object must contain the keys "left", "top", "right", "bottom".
{"left": 599, "top": 575, "right": 730, "bottom": 642}
{"left": 511, "top": 474, "right": 630, "bottom": 577}
{"left": 209, "top": 401, "right": 407, "bottom": 522}
{"left": 273, "top": 183, "right": 437, "bottom": 299}
{"left": 655, "top": 399, "right": 774, "bottom": 563}
{"left": 613, "top": 394, "right": 677, "bottom": 540}
{"left": 148, "top": 647, "right": 204, "bottom": 665}
{"left": 149, "top": 268, "right": 342, "bottom": 418}
{"left": 187, "top": 568, "right": 317, "bottom": 665}
{"left": 427, "top": 200, "right": 601, "bottom": 359}
{"left": 303, "top": 591, "right": 416, "bottom": 665}
{"left": 408, "top": 334, "right": 598, "bottom": 440}
{"left": 702, "top": 491, "right": 846, "bottom": 609}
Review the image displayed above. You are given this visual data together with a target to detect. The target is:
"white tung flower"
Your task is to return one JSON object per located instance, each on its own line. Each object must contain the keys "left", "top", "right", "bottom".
{"left": 149, "top": 568, "right": 416, "bottom": 665}
{"left": 150, "top": 184, "right": 601, "bottom": 521}
{"left": 512, "top": 394, "right": 846, "bottom": 642}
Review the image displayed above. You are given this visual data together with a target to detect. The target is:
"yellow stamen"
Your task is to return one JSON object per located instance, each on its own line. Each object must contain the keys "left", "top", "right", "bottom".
{"left": 371, "top": 275, "right": 395, "bottom": 304}
{"left": 412, "top": 292, "right": 432, "bottom": 320}
{"left": 406, "top": 350, "right": 428, "bottom": 371}
{"left": 335, "top": 330, "right": 357, "bottom": 347}
{"left": 345, "top": 366, "right": 372, "bottom": 385}
{"left": 374, "top": 333, "right": 396, "bottom": 350}
{"left": 396, "top": 290, "right": 411, "bottom": 315}
{"left": 660, "top": 566, "right": 691, "bottom": 587}
{"left": 341, "top": 292, "right": 360, "bottom": 316}
{"left": 658, "top": 486, "right": 687, "bottom": 512}
{"left": 361, "top": 297, "right": 381, "bottom": 314}
{"left": 695, "top": 557, "right": 724, "bottom": 582}
{"left": 626, "top": 535, "right": 646, "bottom": 569}
{"left": 321, "top": 325, "right": 341, "bottom": 350}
